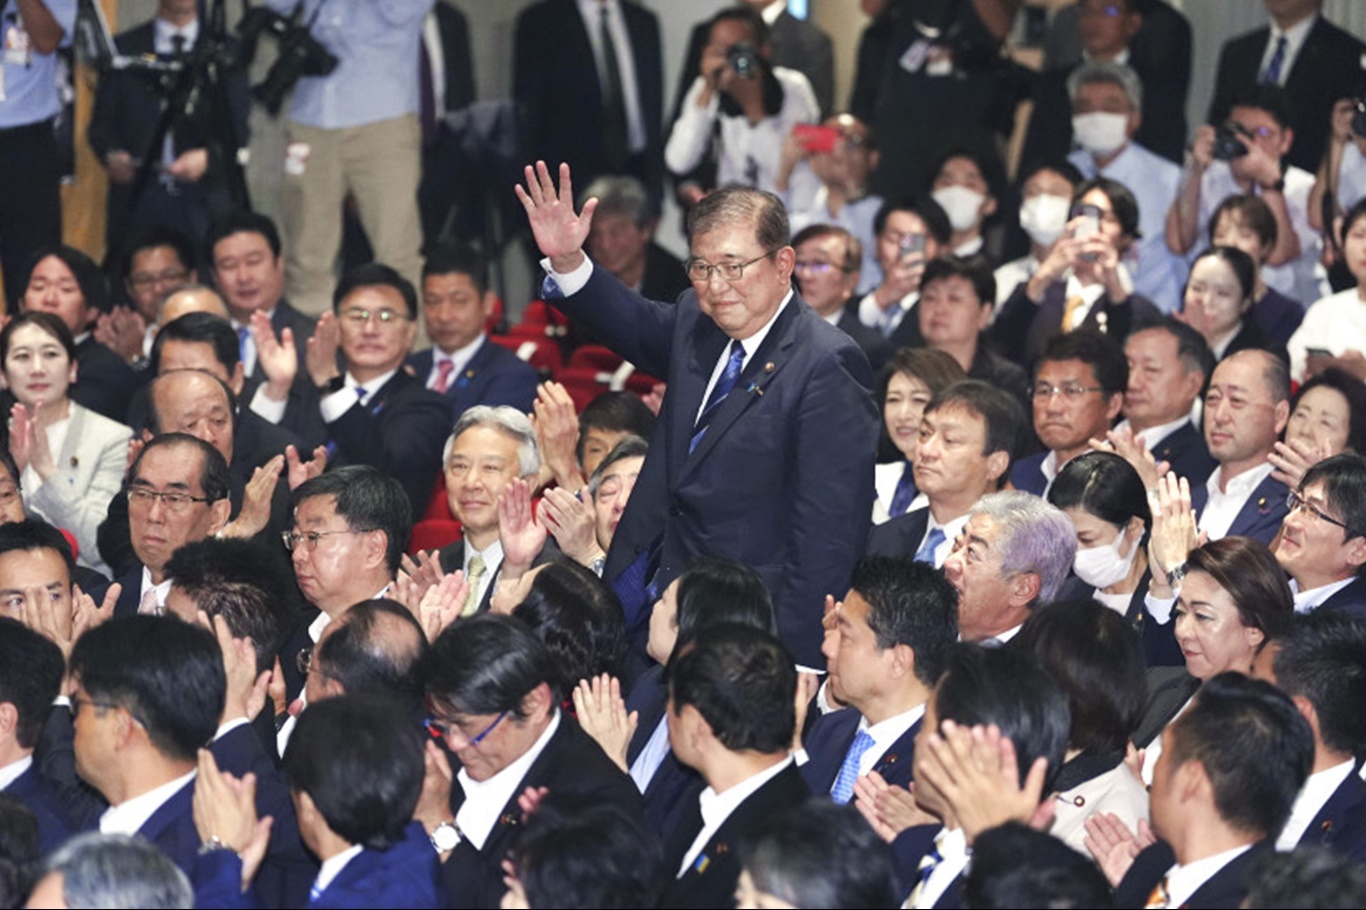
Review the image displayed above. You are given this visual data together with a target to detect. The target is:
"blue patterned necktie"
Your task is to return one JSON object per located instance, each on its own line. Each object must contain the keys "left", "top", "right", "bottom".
{"left": 691, "top": 340, "right": 745, "bottom": 453}
{"left": 1262, "top": 34, "right": 1288, "bottom": 84}
{"left": 830, "top": 729, "right": 876, "bottom": 804}
{"left": 888, "top": 461, "right": 916, "bottom": 517}
{"left": 915, "top": 526, "right": 946, "bottom": 565}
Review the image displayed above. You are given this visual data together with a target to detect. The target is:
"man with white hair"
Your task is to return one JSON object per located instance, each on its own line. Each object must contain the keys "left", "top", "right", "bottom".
{"left": 942, "top": 490, "right": 1077, "bottom": 645}
{"left": 434, "top": 406, "right": 545, "bottom": 615}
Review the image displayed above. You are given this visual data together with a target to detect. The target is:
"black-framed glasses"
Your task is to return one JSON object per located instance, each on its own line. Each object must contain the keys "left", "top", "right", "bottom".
{"left": 1287, "top": 491, "right": 1350, "bottom": 531}
{"left": 1029, "top": 382, "right": 1105, "bottom": 402}
{"left": 281, "top": 529, "right": 373, "bottom": 551}
{"left": 127, "top": 486, "right": 214, "bottom": 513}
{"left": 424, "top": 710, "right": 509, "bottom": 748}
{"left": 685, "top": 250, "right": 776, "bottom": 284}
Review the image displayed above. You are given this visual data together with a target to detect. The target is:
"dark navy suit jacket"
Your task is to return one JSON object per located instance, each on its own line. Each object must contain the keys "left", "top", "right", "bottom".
{"left": 800, "top": 707, "right": 920, "bottom": 795}
{"left": 71, "top": 337, "right": 139, "bottom": 424}
{"left": 288, "top": 369, "right": 451, "bottom": 515}
{"left": 1010, "top": 451, "right": 1049, "bottom": 497}
{"left": 659, "top": 764, "right": 811, "bottom": 910}
{"left": 625, "top": 665, "right": 705, "bottom": 843}
{"left": 406, "top": 337, "right": 538, "bottom": 422}
{"left": 443, "top": 714, "right": 645, "bottom": 909}
{"left": 192, "top": 820, "right": 446, "bottom": 909}
{"left": 990, "top": 283, "right": 1164, "bottom": 370}
{"left": 1317, "top": 576, "right": 1366, "bottom": 622}
{"left": 865, "top": 506, "right": 930, "bottom": 560}
{"left": 1296, "top": 760, "right": 1366, "bottom": 863}
{"left": 1190, "top": 471, "right": 1289, "bottom": 548}
{"left": 4, "top": 765, "right": 72, "bottom": 853}
{"left": 1115, "top": 839, "right": 1272, "bottom": 909}
{"left": 553, "top": 268, "right": 879, "bottom": 668}
{"left": 1148, "top": 420, "right": 1217, "bottom": 489}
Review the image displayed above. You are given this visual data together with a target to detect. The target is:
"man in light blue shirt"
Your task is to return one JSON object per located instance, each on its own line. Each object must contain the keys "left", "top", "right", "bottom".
{"left": 269, "top": 0, "right": 432, "bottom": 316}
{"left": 0, "top": 0, "right": 74, "bottom": 305}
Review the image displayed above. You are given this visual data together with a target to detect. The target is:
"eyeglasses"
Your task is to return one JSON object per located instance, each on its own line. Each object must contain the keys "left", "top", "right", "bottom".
{"left": 281, "top": 528, "right": 373, "bottom": 551}
{"left": 685, "top": 251, "right": 775, "bottom": 284}
{"left": 0, "top": 485, "right": 20, "bottom": 507}
{"left": 1030, "top": 382, "right": 1105, "bottom": 402}
{"left": 424, "top": 710, "right": 509, "bottom": 748}
{"left": 1286, "top": 491, "right": 1350, "bottom": 531}
{"left": 127, "top": 486, "right": 215, "bottom": 512}
{"left": 794, "top": 260, "right": 849, "bottom": 274}
{"left": 128, "top": 268, "right": 189, "bottom": 290}
{"left": 341, "top": 306, "right": 409, "bottom": 325}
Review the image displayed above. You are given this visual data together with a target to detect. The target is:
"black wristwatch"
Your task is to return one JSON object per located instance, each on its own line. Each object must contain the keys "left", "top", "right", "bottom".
{"left": 316, "top": 374, "right": 346, "bottom": 396}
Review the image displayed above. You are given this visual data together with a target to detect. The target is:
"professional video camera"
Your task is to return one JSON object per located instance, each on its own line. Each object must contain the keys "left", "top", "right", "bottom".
{"left": 238, "top": 1, "right": 337, "bottom": 115}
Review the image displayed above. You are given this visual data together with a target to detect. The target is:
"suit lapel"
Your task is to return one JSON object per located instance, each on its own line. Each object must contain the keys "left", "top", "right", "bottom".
{"left": 683, "top": 301, "right": 799, "bottom": 471}
{"left": 668, "top": 326, "right": 728, "bottom": 481}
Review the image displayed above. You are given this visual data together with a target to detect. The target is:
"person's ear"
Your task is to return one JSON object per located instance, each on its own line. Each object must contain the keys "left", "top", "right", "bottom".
{"left": 207, "top": 497, "right": 232, "bottom": 535}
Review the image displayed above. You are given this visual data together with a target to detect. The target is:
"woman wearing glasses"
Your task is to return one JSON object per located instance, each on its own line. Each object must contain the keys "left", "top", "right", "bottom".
{"left": 0, "top": 312, "right": 131, "bottom": 574}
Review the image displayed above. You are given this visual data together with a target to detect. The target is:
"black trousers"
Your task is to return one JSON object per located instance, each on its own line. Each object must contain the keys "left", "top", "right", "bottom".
{"left": 0, "top": 118, "right": 61, "bottom": 307}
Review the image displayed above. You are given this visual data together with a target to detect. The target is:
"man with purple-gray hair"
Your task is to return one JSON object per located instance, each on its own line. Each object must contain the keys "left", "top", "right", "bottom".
{"left": 942, "top": 491, "right": 1077, "bottom": 645}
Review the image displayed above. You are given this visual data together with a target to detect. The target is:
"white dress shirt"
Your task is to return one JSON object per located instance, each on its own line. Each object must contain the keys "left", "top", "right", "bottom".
{"left": 456, "top": 711, "right": 561, "bottom": 851}
{"left": 1198, "top": 462, "right": 1275, "bottom": 541}
{"left": 312, "top": 843, "right": 364, "bottom": 897}
{"left": 100, "top": 770, "right": 196, "bottom": 835}
{"left": 919, "top": 512, "right": 969, "bottom": 569}
{"left": 1257, "top": 14, "right": 1317, "bottom": 86}
{"left": 1163, "top": 843, "right": 1253, "bottom": 909}
{"left": 1277, "top": 758, "right": 1355, "bottom": 850}
{"left": 574, "top": 0, "right": 647, "bottom": 154}
{"left": 1287, "top": 287, "right": 1366, "bottom": 383}
{"left": 851, "top": 704, "right": 925, "bottom": 779}
{"left": 677, "top": 756, "right": 794, "bottom": 877}
{"left": 0, "top": 756, "right": 32, "bottom": 791}
{"left": 427, "top": 334, "right": 486, "bottom": 390}
{"left": 909, "top": 825, "right": 970, "bottom": 909}
{"left": 857, "top": 289, "right": 917, "bottom": 336}
{"left": 1290, "top": 576, "right": 1356, "bottom": 614}
{"left": 319, "top": 368, "right": 399, "bottom": 424}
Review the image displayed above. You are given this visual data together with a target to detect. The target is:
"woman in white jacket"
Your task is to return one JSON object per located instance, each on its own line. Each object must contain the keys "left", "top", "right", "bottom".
{"left": 1, "top": 312, "right": 131, "bottom": 575}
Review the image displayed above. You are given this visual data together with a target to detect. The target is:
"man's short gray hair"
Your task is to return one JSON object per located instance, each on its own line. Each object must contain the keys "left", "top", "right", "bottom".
{"left": 1067, "top": 60, "right": 1143, "bottom": 112}
{"left": 972, "top": 491, "right": 1077, "bottom": 604}
{"left": 44, "top": 833, "right": 193, "bottom": 909}
{"left": 444, "top": 405, "right": 541, "bottom": 478}
{"left": 580, "top": 175, "right": 655, "bottom": 227}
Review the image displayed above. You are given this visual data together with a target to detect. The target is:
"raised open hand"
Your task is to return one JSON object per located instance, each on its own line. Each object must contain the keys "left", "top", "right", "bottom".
{"left": 515, "top": 161, "right": 596, "bottom": 272}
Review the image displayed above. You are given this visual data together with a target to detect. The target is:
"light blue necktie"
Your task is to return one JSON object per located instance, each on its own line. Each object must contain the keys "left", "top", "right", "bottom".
{"left": 915, "top": 526, "right": 946, "bottom": 565}
{"left": 830, "top": 729, "right": 876, "bottom": 803}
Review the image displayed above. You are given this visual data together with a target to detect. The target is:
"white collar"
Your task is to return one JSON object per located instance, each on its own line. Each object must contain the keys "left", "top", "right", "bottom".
{"left": 859, "top": 703, "right": 925, "bottom": 757}
{"left": 435, "top": 333, "right": 487, "bottom": 373}
{"left": 1277, "top": 758, "right": 1356, "bottom": 850}
{"left": 1290, "top": 576, "right": 1357, "bottom": 613}
{"left": 308, "top": 610, "right": 331, "bottom": 643}
{"left": 313, "top": 843, "right": 364, "bottom": 896}
{"left": 1206, "top": 460, "right": 1274, "bottom": 498}
{"left": 99, "top": 769, "right": 196, "bottom": 836}
{"left": 139, "top": 567, "right": 172, "bottom": 612}
{"left": 345, "top": 367, "right": 399, "bottom": 400}
{"left": 456, "top": 711, "right": 562, "bottom": 850}
{"left": 699, "top": 756, "right": 793, "bottom": 830}
{"left": 1164, "top": 843, "right": 1253, "bottom": 909}
{"left": 732, "top": 289, "right": 794, "bottom": 359}
{"left": 154, "top": 18, "right": 199, "bottom": 53}
{"left": 758, "top": 0, "right": 787, "bottom": 26}
{"left": 1270, "top": 12, "right": 1316, "bottom": 45}
{"left": 230, "top": 306, "right": 277, "bottom": 331}
{"left": 0, "top": 755, "right": 33, "bottom": 791}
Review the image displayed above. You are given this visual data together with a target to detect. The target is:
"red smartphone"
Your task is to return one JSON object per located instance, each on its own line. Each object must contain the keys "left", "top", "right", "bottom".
{"left": 794, "top": 124, "right": 840, "bottom": 154}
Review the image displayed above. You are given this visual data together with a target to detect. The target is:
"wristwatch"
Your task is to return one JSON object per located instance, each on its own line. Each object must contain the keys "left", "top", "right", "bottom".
{"left": 429, "top": 820, "right": 460, "bottom": 853}
{"left": 1166, "top": 562, "right": 1189, "bottom": 587}
{"left": 316, "top": 374, "right": 346, "bottom": 396}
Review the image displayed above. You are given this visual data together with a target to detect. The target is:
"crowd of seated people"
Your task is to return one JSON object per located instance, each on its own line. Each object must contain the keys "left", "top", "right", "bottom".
{"left": 3, "top": 1, "right": 1366, "bottom": 908}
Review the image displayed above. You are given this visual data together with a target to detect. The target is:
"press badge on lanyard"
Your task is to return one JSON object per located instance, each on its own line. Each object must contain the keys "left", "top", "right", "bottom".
{"left": 0, "top": 13, "right": 35, "bottom": 101}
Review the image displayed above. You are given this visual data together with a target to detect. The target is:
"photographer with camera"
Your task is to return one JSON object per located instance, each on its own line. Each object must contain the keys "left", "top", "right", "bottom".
{"left": 88, "top": 0, "right": 250, "bottom": 254}
{"left": 1309, "top": 93, "right": 1366, "bottom": 248}
{"left": 267, "top": 0, "right": 430, "bottom": 317}
{"left": 1166, "top": 85, "right": 1322, "bottom": 308}
{"left": 664, "top": 5, "right": 818, "bottom": 203}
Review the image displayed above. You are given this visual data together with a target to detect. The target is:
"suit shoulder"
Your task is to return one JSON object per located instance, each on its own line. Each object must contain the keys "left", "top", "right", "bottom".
{"left": 1311, "top": 16, "right": 1366, "bottom": 53}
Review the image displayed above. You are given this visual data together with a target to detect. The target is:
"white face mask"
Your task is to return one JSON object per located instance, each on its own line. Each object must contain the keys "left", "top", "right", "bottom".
{"left": 1019, "top": 193, "right": 1071, "bottom": 247}
{"left": 1071, "top": 112, "right": 1130, "bottom": 157}
{"left": 1073, "top": 527, "right": 1139, "bottom": 590}
{"left": 932, "top": 185, "right": 987, "bottom": 233}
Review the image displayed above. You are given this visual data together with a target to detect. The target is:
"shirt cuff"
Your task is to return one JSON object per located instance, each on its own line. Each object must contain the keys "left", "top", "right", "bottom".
{"left": 1145, "top": 591, "right": 1177, "bottom": 625}
{"left": 539, "top": 256, "right": 594, "bottom": 298}
{"left": 249, "top": 385, "right": 287, "bottom": 424}
{"left": 319, "top": 387, "right": 359, "bottom": 424}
